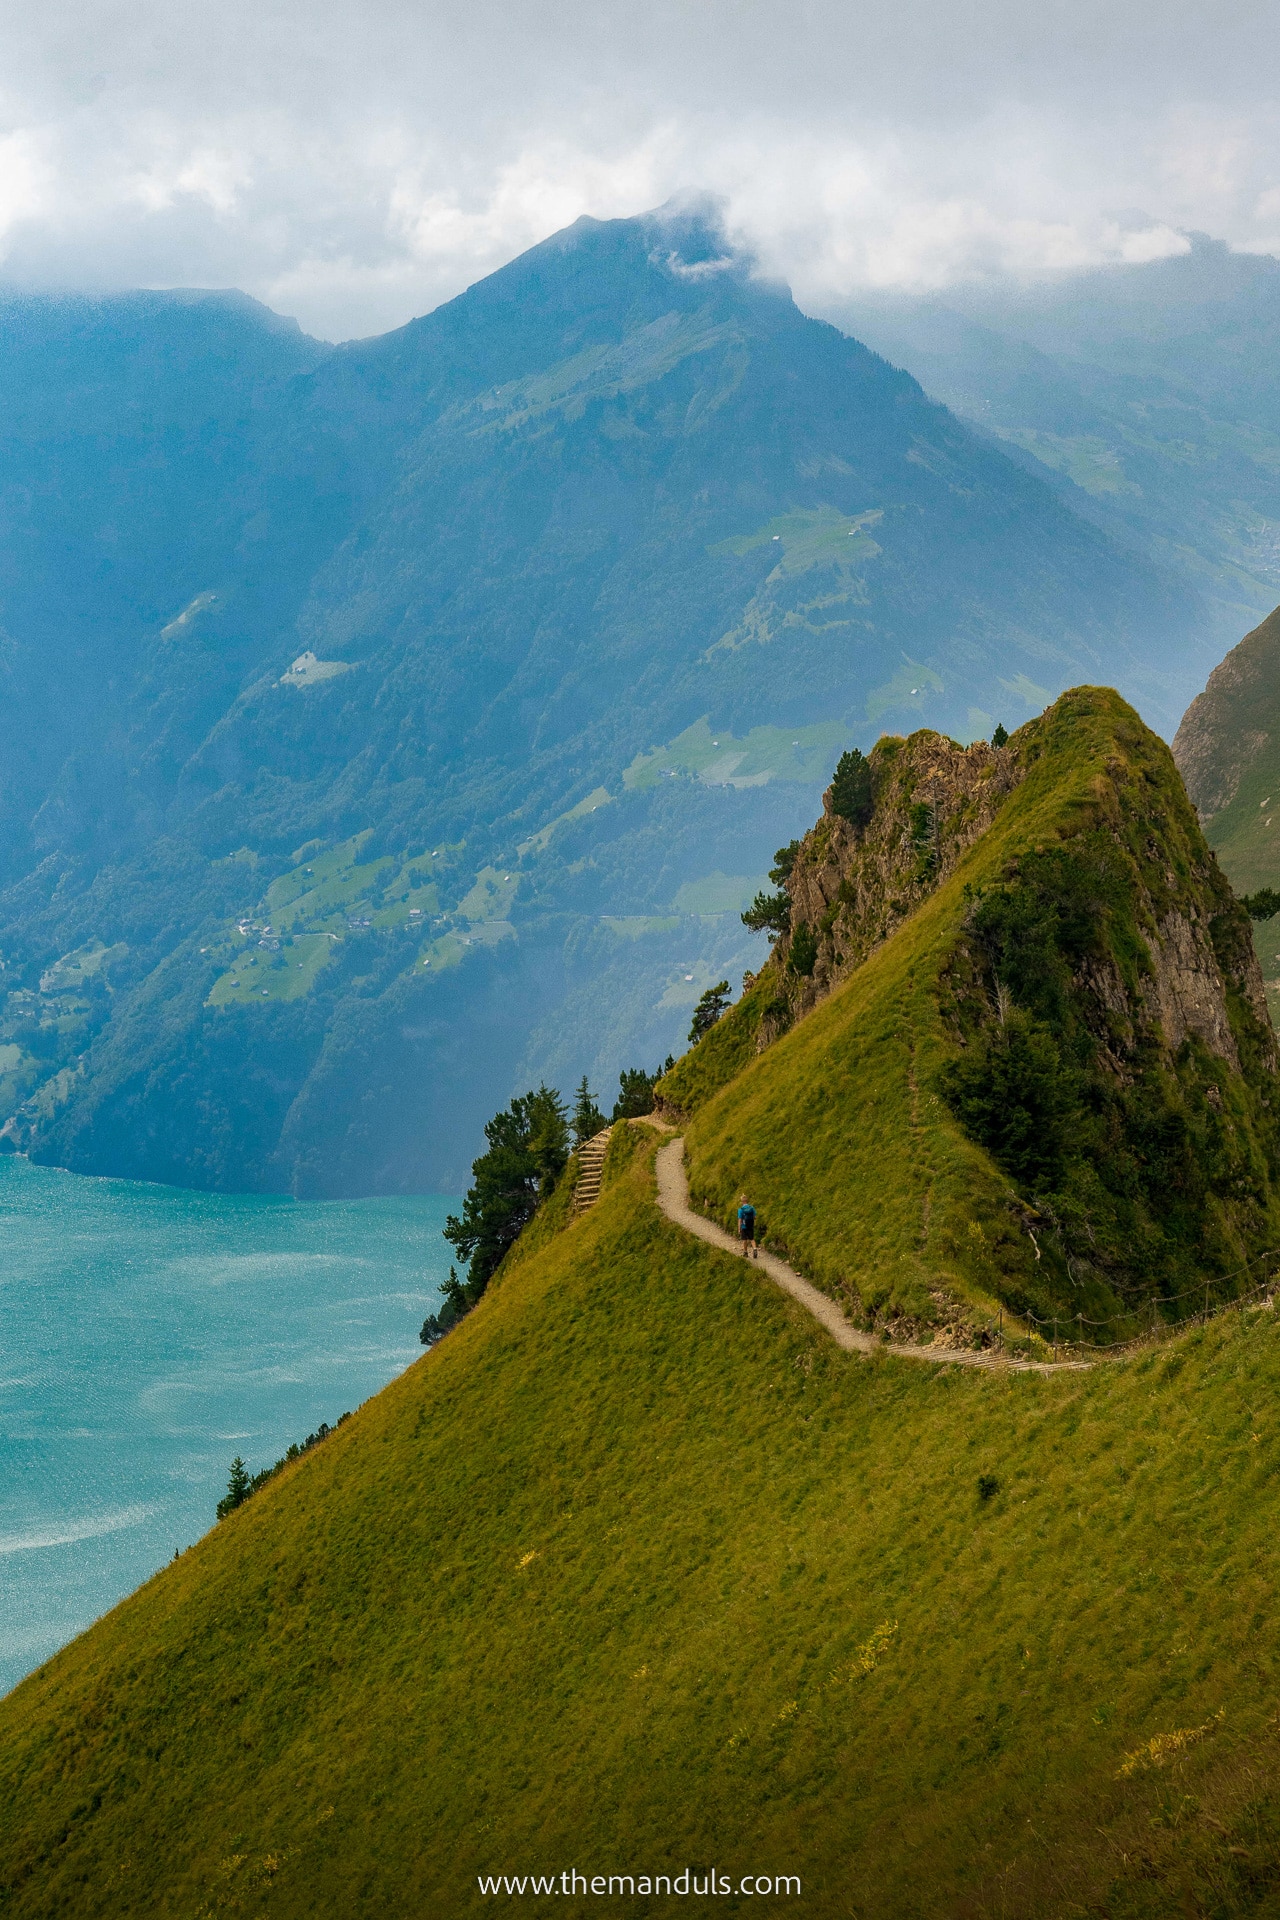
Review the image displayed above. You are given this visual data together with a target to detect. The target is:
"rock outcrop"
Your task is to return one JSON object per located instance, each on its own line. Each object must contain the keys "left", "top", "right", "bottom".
{"left": 770, "top": 729, "right": 1025, "bottom": 1036}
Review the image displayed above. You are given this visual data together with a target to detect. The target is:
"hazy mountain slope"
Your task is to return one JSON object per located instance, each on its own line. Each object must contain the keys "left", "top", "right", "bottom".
{"left": 0, "top": 211, "right": 1206, "bottom": 1193}
{"left": 1173, "top": 601, "right": 1280, "bottom": 1019}
{"left": 5, "top": 707, "right": 1280, "bottom": 1913}
{"left": 0, "top": 290, "right": 333, "bottom": 877}
{"left": 830, "top": 236, "right": 1280, "bottom": 664}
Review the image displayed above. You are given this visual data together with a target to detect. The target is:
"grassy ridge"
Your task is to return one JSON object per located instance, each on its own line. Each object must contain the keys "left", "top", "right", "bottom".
{"left": 680, "top": 687, "right": 1280, "bottom": 1336}
{"left": 5, "top": 1133, "right": 1280, "bottom": 1916}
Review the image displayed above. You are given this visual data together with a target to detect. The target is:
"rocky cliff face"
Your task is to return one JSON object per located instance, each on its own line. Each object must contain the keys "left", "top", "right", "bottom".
{"left": 774, "top": 731, "right": 1025, "bottom": 1032}
{"left": 769, "top": 721, "right": 1275, "bottom": 1086}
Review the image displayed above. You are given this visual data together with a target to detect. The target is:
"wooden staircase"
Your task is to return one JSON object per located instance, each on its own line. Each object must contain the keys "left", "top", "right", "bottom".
{"left": 573, "top": 1127, "right": 612, "bottom": 1214}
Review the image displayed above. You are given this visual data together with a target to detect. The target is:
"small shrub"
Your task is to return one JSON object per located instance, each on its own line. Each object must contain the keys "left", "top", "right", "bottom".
{"left": 421, "top": 1266, "right": 469, "bottom": 1343}
{"left": 689, "top": 981, "right": 732, "bottom": 1044}
{"left": 788, "top": 924, "right": 819, "bottom": 976}
{"left": 741, "top": 890, "right": 790, "bottom": 935}
{"left": 977, "top": 1474, "right": 1000, "bottom": 1501}
{"left": 992, "top": 722, "right": 1009, "bottom": 748}
{"left": 1241, "top": 887, "right": 1280, "bottom": 921}
{"left": 769, "top": 840, "right": 801, "bottom": 886}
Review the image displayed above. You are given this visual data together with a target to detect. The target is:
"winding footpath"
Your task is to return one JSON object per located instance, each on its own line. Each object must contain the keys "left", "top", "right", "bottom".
{"left": 653, "top": 1136, "right": 1091, "bottom": 1375}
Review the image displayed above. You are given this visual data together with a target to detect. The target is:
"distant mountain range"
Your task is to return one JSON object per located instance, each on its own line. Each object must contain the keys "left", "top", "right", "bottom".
{"left": 831, "top": 234, "right": 1280, "bottom": 667}
{"left": 0, "top": 207, "right": 1208, "bottom": 1192}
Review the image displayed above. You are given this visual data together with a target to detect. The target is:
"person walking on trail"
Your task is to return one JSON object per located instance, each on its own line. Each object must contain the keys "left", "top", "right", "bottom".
{"left": 737, "top": 1195, "right": 758, "bottom": 1259}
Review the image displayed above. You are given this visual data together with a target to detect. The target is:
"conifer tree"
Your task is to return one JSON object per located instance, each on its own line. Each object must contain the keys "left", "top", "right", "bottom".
{"left": 216, "top": 1456, "right": 252, "bottom": 1520}
{"left": 572, "top": 1076, "right": 607, "bottom": 1145}
{"left": 689, "top": 980, "right": 731, "bottom": 1044}
{"left": 743, "top": 840, "right": 802, "bottom": 936}
{"left": 788, "top": 924, "right": 819, "bottom": 976}
{"left": 830, "top": 749, "right": 873, "bottom": 827}
{"left": 611, "top": 1067, "right": 657, "bottom": 1121}
{"left": 444, "top": 1086, "right": 570, "bottom": 1302}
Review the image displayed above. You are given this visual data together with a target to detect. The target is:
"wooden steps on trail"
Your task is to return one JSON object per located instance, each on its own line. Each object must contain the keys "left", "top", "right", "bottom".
{"left": 573, "top": 1127, "right": 612, "bottom": 1214}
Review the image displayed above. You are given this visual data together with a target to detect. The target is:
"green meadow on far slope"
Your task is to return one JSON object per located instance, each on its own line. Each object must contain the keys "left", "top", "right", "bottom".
{"left": 5, "top": 1132, "right": 1280, "bottom": 1917}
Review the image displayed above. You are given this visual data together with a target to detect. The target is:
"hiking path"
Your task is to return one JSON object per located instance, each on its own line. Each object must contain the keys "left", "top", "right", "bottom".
{"left": 653, "top": 1135, "right": 1091, "bottom": 1375}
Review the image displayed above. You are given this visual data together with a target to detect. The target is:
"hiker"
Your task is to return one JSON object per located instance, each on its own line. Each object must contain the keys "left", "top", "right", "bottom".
{"left": 737, "top": 1195, "right": 758, "bottom": 1259}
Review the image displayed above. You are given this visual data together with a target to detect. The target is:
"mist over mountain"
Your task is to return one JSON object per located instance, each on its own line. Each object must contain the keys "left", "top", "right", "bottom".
{"left": 0, "top": 207, "right": 1207, "bottom": 1194}
{"left": 831, "top": 235, "right": 1280, "bottom": 664}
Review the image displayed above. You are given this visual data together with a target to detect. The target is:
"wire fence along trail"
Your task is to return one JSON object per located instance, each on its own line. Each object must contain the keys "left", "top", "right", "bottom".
{"left": 989, "top": 1243, "right": 1280, "bottom": 1358}
{"left": 654, "top": 1136, "right": 1280, "bottom": 1369}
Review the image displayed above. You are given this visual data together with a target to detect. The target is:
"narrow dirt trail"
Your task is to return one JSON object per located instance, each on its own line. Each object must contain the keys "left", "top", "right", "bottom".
{"left": 653, "top": 1137, "right": 1091, "bottom": 1375}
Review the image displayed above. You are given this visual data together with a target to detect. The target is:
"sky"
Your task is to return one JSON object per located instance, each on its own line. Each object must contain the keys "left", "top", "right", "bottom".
{"left": 0, "top": 0, "right": 1277, "bottom": 340}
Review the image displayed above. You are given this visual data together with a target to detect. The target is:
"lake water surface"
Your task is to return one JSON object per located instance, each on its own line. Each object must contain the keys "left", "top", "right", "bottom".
{"left": 0, "top": 1155, "right": 457, "bottom": 1694}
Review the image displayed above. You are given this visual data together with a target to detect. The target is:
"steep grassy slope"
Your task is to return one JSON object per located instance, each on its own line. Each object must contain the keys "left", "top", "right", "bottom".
{"left": 6, "top": 1133, "right": 1280, "bottom": 1917}
{"left": 667, "top": 689, "right": 1280, "bottom": 1344}
{"left": 1174, "top": 602, "right": 1280, "bottom": 1016}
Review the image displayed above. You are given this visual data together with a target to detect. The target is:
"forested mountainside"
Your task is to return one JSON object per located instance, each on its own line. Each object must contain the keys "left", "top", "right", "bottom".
{"left": 7, "top": 691, "right": 1280, "bottom": 1920}
{"left": 1173, "top": 601, "right": 1280, "bottom": 1020}
{"left": 0, "top": 208, "right": 1203, "bottom": 1193}
{"left": 835, "top": 236, "right": 1280, "bottom": 665}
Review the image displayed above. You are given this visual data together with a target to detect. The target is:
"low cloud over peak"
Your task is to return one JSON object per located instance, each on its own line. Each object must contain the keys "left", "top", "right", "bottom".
{"left": 0, "top": 0, "right": 1276, "bottom": 338}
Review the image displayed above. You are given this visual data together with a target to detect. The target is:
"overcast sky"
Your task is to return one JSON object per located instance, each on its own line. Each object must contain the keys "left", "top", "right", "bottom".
{"left": 0, "top": 0, "right": 1277, "bottom": 339}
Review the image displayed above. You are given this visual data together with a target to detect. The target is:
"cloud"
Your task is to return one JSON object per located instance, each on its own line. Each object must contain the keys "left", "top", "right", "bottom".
{"left": 0, "top": 0, "right": 1275, "bottom": 337}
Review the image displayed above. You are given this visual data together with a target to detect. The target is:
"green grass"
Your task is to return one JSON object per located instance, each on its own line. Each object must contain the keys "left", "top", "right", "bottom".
{"left": 7, "top": 688, "right": 1280, "bottom": 1916}
{"left": 708, "top": 504, "right": 883, "bottom": 570}
{"left": 206, "top": 932, "right": 336, "bottom": 1006}
{"left": 670, "top": 871, "right": 769, "bottom": 916}
{"left": 623, "top": 716, "right": 850, "bottom": 791}
{"left": 6, "top": 1132, "right": 1280, "bottom": 1916}
{"left": 456, "top": 865, "right": 519, "bottom": 925}
{"left": 205, "top": 837, "right": 449, "bottom": 1004}
{"left": 518, "top": 787, "right": 614, "bottom": 854}
{"left": 994, "top": 427, "right": 1142, "bottom": 497}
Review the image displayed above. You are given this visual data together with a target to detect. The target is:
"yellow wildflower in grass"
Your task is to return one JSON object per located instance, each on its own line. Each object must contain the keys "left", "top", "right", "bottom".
{"left": 848, "top": 1620, "right": 898, "bottom": 1680}
{"left": 1117, "top": 1709, "right": 1224, "bottom": 1777}
{"left": 517, "top": 1550, "right": 539, "bottom": 1570}
{"left": 827, "top": 1620, "right": 899, "bottom": 1688}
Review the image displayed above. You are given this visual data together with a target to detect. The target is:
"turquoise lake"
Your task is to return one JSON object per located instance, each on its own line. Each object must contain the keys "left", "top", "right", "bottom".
{"left": 0, "top": 1155, "right": 457, "bottom": 1695}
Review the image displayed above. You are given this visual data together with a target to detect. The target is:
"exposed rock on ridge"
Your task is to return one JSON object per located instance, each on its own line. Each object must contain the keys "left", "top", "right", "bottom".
{"left": 778, "top": 730, "right": 1025, "bottom": 1029}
